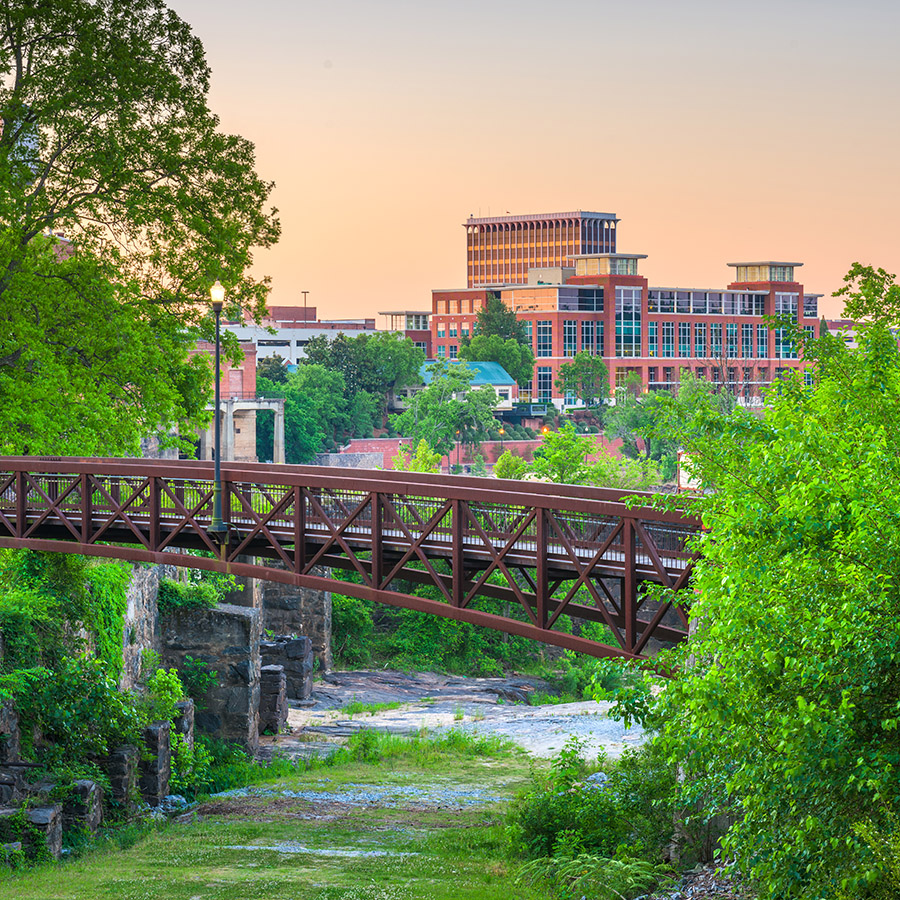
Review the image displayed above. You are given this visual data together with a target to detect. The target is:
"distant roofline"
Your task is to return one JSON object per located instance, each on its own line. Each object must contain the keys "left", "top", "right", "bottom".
{"left": 465, "top": 210, "right": 618, "bottom": 226}
{"left": 727, "top": 261, "right": 803, "bottom": 268}
{"left": 568, "top": 252, "right": 648, "bottom": 260}
{"left": 377, "top": 310, "right": 432, "bottom": 316}
{"left": 649, "top": 286, "right": 774, "bottom": 294}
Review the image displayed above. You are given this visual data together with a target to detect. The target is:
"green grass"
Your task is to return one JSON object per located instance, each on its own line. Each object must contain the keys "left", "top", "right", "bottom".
{"left": 340, "top": 699, "right": 405, "bottom": 717}
{"left": 0, "top": 730, "right": 542, "bottom": 900}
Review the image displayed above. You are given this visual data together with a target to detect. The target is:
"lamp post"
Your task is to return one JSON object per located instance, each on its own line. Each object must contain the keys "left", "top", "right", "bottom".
{"left": 499, "top": 426, "right": 505, "bottom": 452}
{"left": 209, "top": 280, "right": 228, "bottom": 538}
{"left": 455, "top": 429, "right": 461, "bottom": 471}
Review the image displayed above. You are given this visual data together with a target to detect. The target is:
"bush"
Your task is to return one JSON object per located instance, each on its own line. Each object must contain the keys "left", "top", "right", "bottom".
{"left": 157, "top": 577, "right": 219, "bottom": 614}
{"left": 507, "top": 737, "right": 676, "bottom": 863}
{"left": 332, "top": 594, "right": 375, "bottom": 667}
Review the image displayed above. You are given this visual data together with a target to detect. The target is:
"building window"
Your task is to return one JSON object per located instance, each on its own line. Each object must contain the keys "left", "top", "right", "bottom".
{"left": 661, "top": 321, "right": 675, "bottom": 358}
{"left": 449, "top": 345, "right": 458, "bottom": 359}
{"left": 711, "top": 323, "right": 723, "bottom": 358}
{"left": 522, "top": 320, "right": 533, "bottom": 348}
{"left": 676, "top": 292, "right": 691, "bottom": 315}
{"left": 804, "top": 324, "right": 816, "bottom": 340}
{"left": 598, "top": 321, "right": 605, "bottom": 356}
{"left": 803, "top": 295, "right": 818, "bottom": 318}
{"left": 694, "top": 323, "right": 707, "bottom": 358}
{"left": 707, "top": 293, "right": 723, "bottom": 315}
{"left": 775, "top": 292, "right": 799, "bottom": 318}
{"left": 461, "top": 325, "right": 469, "bottom": 338}
{"left": 581, "top": 321, "right": 594, "bottom": 354}
{"left": 520, "top": 379, "right": 533, "bottom": 401}
{"left": 537, "top": 367, "right": 553, "bottom": 400}
{"left": 741, "top": 323, "right": 753, "bottom": 358}
{"left": 726, "top": 323, "right": 738, "bottom": 358}
{"left": 437, "top": 326, "right": 445, "bottom": 338}
{"left": 437, "top": 345, "right": 446, "bottom": 358}
{"left": 414, "top": 341, "right": 427, "bottom": 352}
{"left": 757, "top": 324, "right": 768, "bottom": 358}
{"left": 678, "top": 322, "right": 690, "bottom": 358}
{"left": 615, "top": 287, "right": 642, "bottom": 357}
{"left": 692, "top": 292, "right": 708, "bottom": 315}
{"left": 648, "top": 322, "right": 658, "bottom": 357}
{"left": 577, "top": 288, "right": 603, "bottom": 311}
{"left": 563, "top": 320, "right": 577, "bottom": 356}
{"left": 648, "top": 366, "right": 659, "bottom": 389}
{"left": 449, "top": 323, "right": 457, "bottom": 338}
{"left": 536, "top": 321, "right": 553, "bottom": 357}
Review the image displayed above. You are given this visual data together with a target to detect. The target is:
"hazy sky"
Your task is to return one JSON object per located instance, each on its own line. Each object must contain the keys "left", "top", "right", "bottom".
{"left": 169, "top": 0, "right": 900, "bottom": 320}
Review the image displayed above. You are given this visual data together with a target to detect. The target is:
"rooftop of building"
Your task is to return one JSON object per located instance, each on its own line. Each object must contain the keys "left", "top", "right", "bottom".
{"left": 465, "top": 210, "right": 618, "bottom": 226}
{"left": 727, "top": 261, "right": 804, "bottom": 268}
{"left": 420, "top": 359, "right": 515, "bottom": 386}
{"left": 568, "top": 252, "right": 648, "bottom": 260}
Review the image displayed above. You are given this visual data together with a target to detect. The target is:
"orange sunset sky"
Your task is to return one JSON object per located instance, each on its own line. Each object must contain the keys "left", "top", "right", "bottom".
{"left": 170, "top": 0, "right": 900, "bottom": 321}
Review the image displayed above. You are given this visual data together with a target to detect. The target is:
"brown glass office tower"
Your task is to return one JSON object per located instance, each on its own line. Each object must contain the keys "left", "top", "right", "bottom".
{"left": 465, "top": 210, "right": 618, "bottom": 287}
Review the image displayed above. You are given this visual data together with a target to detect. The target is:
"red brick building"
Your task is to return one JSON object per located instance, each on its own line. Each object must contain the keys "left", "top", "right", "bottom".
{"left": 433, "top": 211, "right": 821, "bottom": 408}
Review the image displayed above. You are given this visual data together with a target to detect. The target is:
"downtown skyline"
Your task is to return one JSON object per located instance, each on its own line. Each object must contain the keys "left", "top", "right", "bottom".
{"left": 168, "top": 0, "right": 900, "bottom": 320}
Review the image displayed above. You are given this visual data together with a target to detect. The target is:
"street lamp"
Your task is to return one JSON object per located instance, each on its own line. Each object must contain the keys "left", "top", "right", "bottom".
{"left": 455, "top": 429, "right": 461, "bottom": 471}
{"left": 209, "top": 280, "right": 228, "bottom": 538}
{"left": 498, "top": 426, "right": 505, "bottom": 452}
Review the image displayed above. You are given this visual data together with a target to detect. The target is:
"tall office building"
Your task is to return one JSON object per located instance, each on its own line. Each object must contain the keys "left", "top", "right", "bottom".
{"left": 465, "top": 210, "right": 618, "bottom": 287}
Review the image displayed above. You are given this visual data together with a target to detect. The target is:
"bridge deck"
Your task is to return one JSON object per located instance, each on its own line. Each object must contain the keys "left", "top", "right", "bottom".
{"left": 0, "top": 458, "right": 701, "bottom": 660}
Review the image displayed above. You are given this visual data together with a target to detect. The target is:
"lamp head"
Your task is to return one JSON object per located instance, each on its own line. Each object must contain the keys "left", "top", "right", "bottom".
{"left": 210, "top": 280, "right": 226, "bottom": 312}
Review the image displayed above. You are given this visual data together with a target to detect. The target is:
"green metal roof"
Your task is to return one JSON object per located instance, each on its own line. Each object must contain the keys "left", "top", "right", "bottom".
{"left": 420, "top": 359, "right": 515, "bottom": 386}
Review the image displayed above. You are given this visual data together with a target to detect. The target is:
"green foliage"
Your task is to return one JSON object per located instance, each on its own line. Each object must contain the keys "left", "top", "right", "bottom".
{"left": 494, "top": 423, "right": 659, "bottom": 488}
{"left": 555, "top": 352, "right": 610, "bottom": 408}
{"left": 646, "top": 267, "right": 900, "bottom": 897}
{"left": 471, "top": 293, "right": 531, "bottom": 345}
{"left": 494, "top": 449, "right": 531, "bottom": 480}
{"left": 141, "top": 667, "right": 185, "bottom": 725}
{"left": 256, "top": 372, "right": 325, "bottom": 463}
{"left": 157, "top": 577, "right": 218, "bottom": 614}
{"left": 302, "top": 331, "right": 425, "bottom": 397}
{"left": 0, "top": 0, "right": 279, "bottom": 456}
{"left": 391, "top": 360, "right": 498, "bottom": 457}
{"left": 331, "top": 594, "right": 375, "bottom": 667}
{"left": 169, "top": 733, "right": 214, "bottom": 800}
{"left": 459, "top": 333, "right": 535, "bottom": 386}
{"left": 391, "top": 438, "right": 443, "bottom": 474}
{"left": 178, "top": 655, "right": 218, "bottom": 705}
{"left": 83, "top": 562, "right": 131, "bottom": 679}
{"left": 256, "top": 354, "right": 288, "bottom": 383}
{"left": 515, "top": 852, "right": 674, "bottom": 900}
{"left": 507, "top": 738, "right": 677, "bottom": 864}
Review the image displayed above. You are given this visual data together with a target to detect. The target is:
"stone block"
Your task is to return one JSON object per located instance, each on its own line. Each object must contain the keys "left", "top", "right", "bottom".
{"left": 173, "top": 699, "right": 195, "bottom": 752}
{"left": 161, "top": 604, "right": 260, "bottom": 752}
{"left": 261, "top": 635, "right": 313, "bottom": 700}
{"left": 0, "top": 805, "right": 63, "bottom": 860}
{"left": 139, "top": 721, "right": 171, "bottom": 806}
{"left": 105, "top": 745, "right": 139, "bottom": 810}
{"left": 0, "top": 704, "right": 20, "bottom": 765}
{"left": 63, "top": 780, "right": 103, "bottom": 835}
{"left": 258, "top": 666, "right": 288, "bottom": 735}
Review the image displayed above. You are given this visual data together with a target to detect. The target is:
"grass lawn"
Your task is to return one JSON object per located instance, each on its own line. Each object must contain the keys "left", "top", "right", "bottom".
{"left": 0, "top": 731, "right": 548, "bottom": 900}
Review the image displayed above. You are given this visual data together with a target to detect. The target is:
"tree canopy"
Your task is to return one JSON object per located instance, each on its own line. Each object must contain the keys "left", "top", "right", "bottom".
{"left": 555, "top": 351, "right": 609, "bottom": 407}
{"left": 642, "top": 265, "right": 900, "bottom": 897}
{"left": 472, "top": 293, "right": 530, "bottom": 344}
{"left": 390, "top": 360, "right": 497, "bottom": 458}
{"left": 301, "top": 331, "right": 424, "bottom": 398}
{"left": 458, "top": 333, "right": 535, "bottom": 386}
{"left": 0, "top": 0, "right": 279, "bottom": 455}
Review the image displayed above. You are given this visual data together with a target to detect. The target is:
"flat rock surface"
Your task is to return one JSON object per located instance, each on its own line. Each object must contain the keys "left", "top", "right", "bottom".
{"left": 260, "top": 669, "right": 645, "bottom": 760}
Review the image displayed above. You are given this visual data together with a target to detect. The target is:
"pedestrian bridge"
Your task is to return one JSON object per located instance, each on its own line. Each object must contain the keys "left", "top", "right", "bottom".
{"left": 0, "top": 458, "right": 700, "bottom": 660}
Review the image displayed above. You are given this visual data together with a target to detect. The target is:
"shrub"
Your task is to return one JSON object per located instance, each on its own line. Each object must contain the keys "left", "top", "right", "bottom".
{"left": 507, "top": 737, "right": 676, "bottom": 863}
{"left": 157, "top": 577, "right": 219, "bottom": 614}
{"left": 332, "top": 594, "right": 375, "bottom": 667}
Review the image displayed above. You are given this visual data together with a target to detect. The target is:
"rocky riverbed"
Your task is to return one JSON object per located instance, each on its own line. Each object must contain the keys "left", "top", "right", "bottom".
{"left": 258, "top": 669, "right": 646, "bottom": 761}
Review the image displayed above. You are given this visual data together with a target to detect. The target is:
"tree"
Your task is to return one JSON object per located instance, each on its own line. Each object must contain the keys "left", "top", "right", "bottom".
{"left": 256, "top": 375, "right": 324, "bottom": 464}
{"left": 390, "top": 439, "right": 441, "bottom": 474}
{"left": 471, "top": 293, "right": 529, "bottom": 344}
{"left": 257, "top": 355, "right": 289, "bottom": 384}
{"left": 0, "top": 0, "right": 279, "bottom": 455}
{"left": 555, "top": 352, "right": 609, "bottom": 407}
{"left": 458, "top": 333, "right": 535, "bottom": 387}
{"left": 494, "top": 423, "right": 659, "bottom": 489}
{"left": 301, "top": 331, "right": 424, "bottom": 399}
{"left": 390, "top": 360, "right": 497, "bottom": 458}
{"left": 647, "top": 266, "right": 900, "bottom": 897}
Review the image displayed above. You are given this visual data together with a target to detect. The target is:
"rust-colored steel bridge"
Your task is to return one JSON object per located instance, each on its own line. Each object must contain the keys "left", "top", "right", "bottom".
{"left": 0, "top": 457, "right": 700, "bottom": 660}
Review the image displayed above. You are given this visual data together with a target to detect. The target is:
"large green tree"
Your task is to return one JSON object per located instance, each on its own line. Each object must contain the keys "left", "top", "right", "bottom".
{"left": 301, "top": 331, "right": 424, "bottom": 399}
{"left": 0, "top": 0, "right": 279, "bottom": 455}
{"left": 391, "top": 360, "right": 497, "bottom": 458}
{"left": 458, "top": 333, "right": 535, "bottom": 386}
{"left": 555, "top": 351, "right": 609, "bottom": 407}
{"left": 647, "top": 266, "right": 900, "bottom": 898}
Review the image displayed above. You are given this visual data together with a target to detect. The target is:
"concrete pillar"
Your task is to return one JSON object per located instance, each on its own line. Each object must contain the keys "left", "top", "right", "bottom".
{"left": 223, "top": 399, "right": 235, "bottom": 462}
{"left": 274, "top": 403, "right": 285, "bottom": 465}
